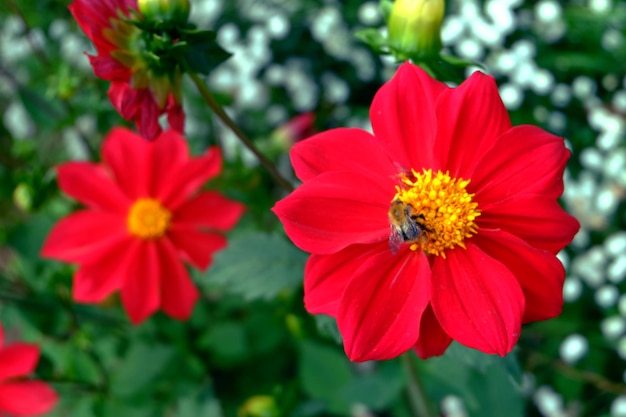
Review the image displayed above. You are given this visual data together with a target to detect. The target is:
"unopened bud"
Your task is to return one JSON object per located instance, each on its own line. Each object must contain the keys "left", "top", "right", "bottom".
{"left": 238, "top": 396, "right": 280, "bottom": 417}
{"left": 138, "top": 0, "right": 190, "bottom": 25}
{"left": 388, "top": 0, "right": 444, "bottom": 60}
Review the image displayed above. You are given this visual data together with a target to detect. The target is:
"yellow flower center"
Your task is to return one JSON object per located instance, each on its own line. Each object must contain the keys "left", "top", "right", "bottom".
{"left": 392, "top": 169, "right": 480, "bottom": 258}
{"left": 127, "top": 198, "right": 171, "bottom": 239}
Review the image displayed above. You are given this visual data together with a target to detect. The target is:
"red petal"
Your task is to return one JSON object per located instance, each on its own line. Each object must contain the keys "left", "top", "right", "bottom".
{"left": 72, "top": 239, "right": 138, "bottom": 303}
{"left": 290, "top": 128, "right": 396, "bottom": 181}
{"left": 478, "top": 196, "right": 580, "bottom": 254}
{"left": 107, "top": 83, "right": 140, "bottom": 121}
{"left": 69, "top": 1, "right": 98, "bottom": 41}
{"left": 40, "top": 211, "right": 129, "bottom": 264}
{"left": 69, "top": 0, "right": 129, "bottom": 52}
{"left": 120, "top": 241, "right": 161, "bottom": 324}
{"left": 147, "top": 129, "right": 188, "bottom": 194}
{"left": 431, "top": 243, "right": 525, "bottom": 356}
{"left": 101, "top": 127, "right": 152, "bottom": 199}
{"left": 0, "top": 344, "right": 39, "bottom": 381}
{"left": 167, "top": 225, "right": 226, "bottom": 270}
{"left": 474, "top": 230, "right": 566, "bottom": 323}
{"left": 272, "top": 171, "right": 394, "bottom": 254}
{"left": 57, "top": 162, "right": 129, "bottom": 213}
{"left": 413, "top": 305, "right": 452, "bottom": 359}
{"left": 166, "top": 98, "right": 185, "bottom": 133}
{"left": 157, "top": 239, "right": 199, "bottom": 320}
{"left": 173, "top": 192, "right": 245, "bottom": 232}
{"left": 433, "top": 71, "right": 512, "bottom": 178}
{"left": 337, "top": 248, "right": 431, "bottom": 362}
{"left": 304, "top": 243, "right": 384, "bottom": 316}
{"left": 88, "top": 55, "right": 130, "bottom": 81}
{"left": 157, "top": 145, "right": 222, "bottom": 210}
{"left": 370, "top": 63, "right": 447, "bottom": 170}
{"left": 0, "top": 381, "right": 58, "bottom": 416}
{"left": 135, "top": 92, "right": 162, "bottom": 140}
{"left": 471, "top": 125, "right": 570, "bottom": 201}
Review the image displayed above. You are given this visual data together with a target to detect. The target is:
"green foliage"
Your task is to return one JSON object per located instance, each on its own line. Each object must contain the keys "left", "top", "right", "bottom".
{"left": 298, "top": 340, "right": 404, "bottom": 413}
{"left": 419, "top": 345, "right": 525, "bottom": 417}
{"left": 177, "top": 29, "right": 232, "bottom": 75}
{"left": 201, "top": 232, "right": 307, "bottom": 301}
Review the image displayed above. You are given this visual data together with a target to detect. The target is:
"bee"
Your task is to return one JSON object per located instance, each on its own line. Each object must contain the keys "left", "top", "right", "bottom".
{"left": 388, "top": 200, "right": 426, "bottom": 254}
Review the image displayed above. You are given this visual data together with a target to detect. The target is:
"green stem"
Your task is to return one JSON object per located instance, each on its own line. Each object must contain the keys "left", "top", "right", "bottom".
{"left": 401, "top": 352, "right": 436, "bottom": 417}
{"left": 189, "top": 72, "right": 294, "bottom": 192}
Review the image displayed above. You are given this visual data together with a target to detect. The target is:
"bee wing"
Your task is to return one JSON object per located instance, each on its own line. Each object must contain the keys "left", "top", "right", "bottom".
{"left": 388, "top": 226, "right": 403, "bottom": 255}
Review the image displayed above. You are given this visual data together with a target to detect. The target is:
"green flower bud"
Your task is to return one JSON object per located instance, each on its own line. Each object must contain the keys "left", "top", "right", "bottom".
{"left": 388, "top": 0, "right": 444, "bottom": 60}
{"left": 238, "top": 396, "right": 280, "bottom": 417}
{"left": 138, "top": 0, "right": 190, "bottom": 25}
{"left": 13, "top": 183, "right": 33, "bottom": 212}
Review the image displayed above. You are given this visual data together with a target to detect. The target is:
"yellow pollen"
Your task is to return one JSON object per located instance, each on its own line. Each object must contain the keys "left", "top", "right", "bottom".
{"left": 392, "top": 169, "right": 480, "bottom": 258}
{"left": 127, "top": 198, "right": 171, "bottom": 239}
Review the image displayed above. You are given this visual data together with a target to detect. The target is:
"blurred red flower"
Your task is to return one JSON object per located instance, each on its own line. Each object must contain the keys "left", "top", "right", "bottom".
{"left": 275, "top": 113, "right": 316, "bottom": 145}
{"left": 42, "top": 128, "right": 245, "bottom": 324}
{"left": 69, "top": 0, "right": 184, "bottom": 140}
{"left": 0, "top": 324, "right": 58, "bottom": 416}
{"left": 273, "top": 63, "right": 579, "bottom": 361}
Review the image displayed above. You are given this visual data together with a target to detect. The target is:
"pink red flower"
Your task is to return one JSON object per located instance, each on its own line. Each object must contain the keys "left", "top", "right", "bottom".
{"left": 276, "top": 113, "right": 316, "bottom": 143}
{"left": 0, "top": 324, "right": 58, "bottom": 416}
{"left": 272, "top": 62, "right": 579, "bottom": 361}
{"left": 41, "top": 127, "right": 245, "bottom": 324}
{"left": 70, "top": 0, "right": 184, "bottom": 140}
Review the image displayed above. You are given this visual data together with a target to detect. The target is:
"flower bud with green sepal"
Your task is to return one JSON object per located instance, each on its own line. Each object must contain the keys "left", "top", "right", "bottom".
{"left": 355, "top": 0, "right": 483, "bottom": 84}
{"left": 388, "top": 0, "right": 444, "bottom": 61}
{"left": 138, "top": 0, "right": 190, "bottom": 28}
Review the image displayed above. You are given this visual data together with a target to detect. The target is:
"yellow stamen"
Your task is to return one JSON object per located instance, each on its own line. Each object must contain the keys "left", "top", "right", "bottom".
{"left": 127, "top": 198, "right": 171, "bottom": 239}
{"left": 392, "top": 169, "right": 480, "bottom": 258}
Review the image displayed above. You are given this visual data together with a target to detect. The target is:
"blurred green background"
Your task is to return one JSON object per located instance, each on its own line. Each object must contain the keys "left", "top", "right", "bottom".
{"left": 0, "top": 0, "right": 625, "bottom": 416}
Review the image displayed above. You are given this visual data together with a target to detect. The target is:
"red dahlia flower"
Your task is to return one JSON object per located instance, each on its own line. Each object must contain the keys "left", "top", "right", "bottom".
{"left": 0, "top": 324, "right": 58, "bottom": 416}
{"left": 41, "top": 127, "right": 244, "bottom": 324}
{"left": 272, "top": 63, "right": 579, "bottom": 361}
{"left": 70, "top": 0, "right": 184, "bottom": 140}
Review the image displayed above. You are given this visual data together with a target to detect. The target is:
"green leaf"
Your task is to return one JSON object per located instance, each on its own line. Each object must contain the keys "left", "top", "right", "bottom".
{"left": 17, "top": 87, "right": 67, "bottom": 128}
{"left": 418, "top": 345, "right": 525, "bottom": 417}
{"left": 443, "top": 342, "right": 523, "bottom": 384}
{"left": 46, "top": 395, "right": 98, "bottom": 417}
{"left": 7, "top": 212, "right": 55, "bottom": 262}
{"left": 468, "top": 365, "right": 525, "bottom": 417}
{"left": 110, "top": 343, "right": 174, "bottom": 398}
{"left": 298, "top": 340, "right": 353, "bottom": 414}
{"left": 175, "top": 389, "right": 222, "bottom": 417}
{"left": 354, "top": 28, "right": 389, "bottom": 54}
{"left": 42, "top": 340, "right": 102, "bottom": 386}
{"left": 177, "top": 29, "right": 232, "bottom": 75}
{"left": 379, "top": 0, "right": 394, "bottom": 22}
{"left": 201, "top": 232, "right": 307, "bottom": 301}
{"left": 199, "top": 321, "right": 248, "bottom": 363}
{"left": 314, "top": 315, "right": 343, "bottom": 345}
{"left": 339, "top": 360, "right": 405, "bottom": 410}
{"left": 442, "top": 342, "right": 502, "bottom": 373}
{"left": 102, "top": 400, "right": 153, "bottom": 417}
